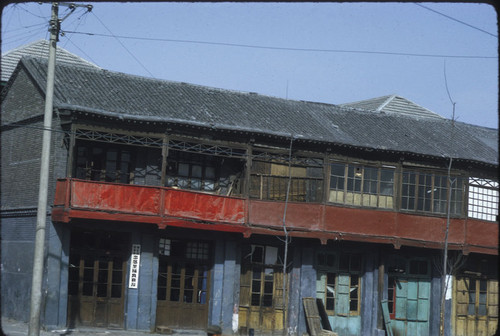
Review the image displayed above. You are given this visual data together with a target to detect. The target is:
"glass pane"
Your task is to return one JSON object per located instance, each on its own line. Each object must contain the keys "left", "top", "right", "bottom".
{"left": 83, "top": 282, "right": 93, "bottom": 296}
{"left": 251, "top": 294, "right": 260, "bottom": 306}
{"left": 178, "top": 163, "right": 189, "bottom": 177}
{"left": 263, "top": 294, "right": 273, "bottom": 307}
{"left": 111, "top": 284, "right": 121, "bottom": 298}
{"left": 192, "top": 165, "right": 202, "bottom": 178}
{"left": 252, "top": 246, "right": 264, "bottom": 263}
{"left": 205, "top": 166, "right": 215, "bottom": 179}
{"left": 157, "top": 287, "right": 167, "bottom": 300}
{"left": 170, "top": 289, "right": 180, "bottom": 302}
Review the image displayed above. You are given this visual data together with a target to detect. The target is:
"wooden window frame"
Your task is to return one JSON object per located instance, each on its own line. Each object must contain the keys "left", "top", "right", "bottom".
{"left": 401, "top": 169, "right": 465, "bottom": 216}
{"left": 316, "top": 251, "right": 362, "bottom": 316}
{"left": 328, "top": 161, "right": 395, "bottom": 209}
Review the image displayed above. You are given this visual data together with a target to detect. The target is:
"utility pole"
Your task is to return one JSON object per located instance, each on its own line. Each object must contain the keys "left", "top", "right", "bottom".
{"left": 28, "top": 3, "right": 91, "bottom": 335}
{"left": 28, "top": 3, "right": 59, "bottom": 335}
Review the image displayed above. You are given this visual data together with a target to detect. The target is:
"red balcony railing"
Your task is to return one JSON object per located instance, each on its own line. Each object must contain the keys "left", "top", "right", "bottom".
{"left": 52, "top": 179, "right": 498, "bottom": 255}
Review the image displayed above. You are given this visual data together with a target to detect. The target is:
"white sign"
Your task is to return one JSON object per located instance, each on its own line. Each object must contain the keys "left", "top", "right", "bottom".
{"left": 129, "top": 244, "right": 141, "bottom": 289}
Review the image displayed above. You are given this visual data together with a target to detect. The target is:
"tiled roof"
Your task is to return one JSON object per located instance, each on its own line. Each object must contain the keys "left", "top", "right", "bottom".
{"left": 1, "top": 39, "right": 99, "bottom": 82}
{"left": 339, "top": 94, "right": 444, "bottom": 119}
{"left": 12, "top": 56, "right": 499, "bottom": 166}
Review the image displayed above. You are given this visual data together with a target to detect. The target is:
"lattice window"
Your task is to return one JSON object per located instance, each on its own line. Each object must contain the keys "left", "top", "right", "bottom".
{"left": 468, "top": 177, "right": 499, "bottom": 222}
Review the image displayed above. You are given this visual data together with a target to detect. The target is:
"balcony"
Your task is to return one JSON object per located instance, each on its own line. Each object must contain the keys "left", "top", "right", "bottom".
{"left": 52, "top": 179, "right": 498, "bottom": 255}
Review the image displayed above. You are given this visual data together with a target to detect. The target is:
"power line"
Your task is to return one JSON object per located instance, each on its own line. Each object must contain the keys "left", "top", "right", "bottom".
{"left": 414, "top": 3, "right": 498, "bottom": 38}
{"left": 90, "top": 12, "right": 155, "bottom": 78}
{"left": 60, "top": 30, "right": 497, "bottom": 60}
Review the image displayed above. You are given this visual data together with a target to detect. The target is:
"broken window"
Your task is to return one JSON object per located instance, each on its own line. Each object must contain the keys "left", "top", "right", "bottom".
{"left": 329, "top": 162, "right": 395, "bottom": 208}
{"left": 166, "top": 149, "right": 244, "bottom": 195}
{"left": 316, "top": 251, "right": 362, "bottom": 316}
{"left": 250, "top": 153, "right": 324, "bottom": 202}
{"left": 401, "top": 170, "right": 464, "bottom": 216}
{"left": 240, "top": 244, "right": 286, "bottom": 310}
{"left": 386, "top": 256, "right": 431, "bottom": 321}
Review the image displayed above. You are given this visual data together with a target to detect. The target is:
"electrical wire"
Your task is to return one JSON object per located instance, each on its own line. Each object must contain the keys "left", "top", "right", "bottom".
{"left": 60, "top": 30, "right": 497, "bottom": 60}
{"left": 90, "top": 12, "right": 155, "bottom": 78}
{"left": 414, "top": 3, "right": 497, "bottom": 38}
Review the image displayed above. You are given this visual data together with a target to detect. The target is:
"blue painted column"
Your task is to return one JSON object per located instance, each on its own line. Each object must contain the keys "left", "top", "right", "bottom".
{"left": 298, "top": 247, "right": 316, "bottom": 336}
{"left": 126, "top": 232, "right": 156, "bottom": 332}
{"left": 209, "top": 239, "right": 225, "bottom": 327}
{"left": 221, "top": 240, "right": 238, "bottom": 334}
{"left": 43, "top": 220, "right": 69, "bottom": 330}
{"left": 361, "top": 248, "right": 375, "bottom": 335}
{"left": 429, "top": 272, "right": 443, "bottom": 336}
{"left": 288, "top": 246, "right": 302, "bottom": 336}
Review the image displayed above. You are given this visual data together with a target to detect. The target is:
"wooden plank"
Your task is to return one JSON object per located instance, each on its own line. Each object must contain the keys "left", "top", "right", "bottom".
{"left": 302, "top": 297, "right": 338, "bottom": 336}
{"left": 380, "top": 299, "right": 394, "bottom": 336}
{"left": 316, "top": 298, "right": 332, "bottom": 331}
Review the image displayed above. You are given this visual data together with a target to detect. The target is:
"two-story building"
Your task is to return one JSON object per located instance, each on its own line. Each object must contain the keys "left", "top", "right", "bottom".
{"left": 1, "top": 54, "right": 498, "bottom": 336}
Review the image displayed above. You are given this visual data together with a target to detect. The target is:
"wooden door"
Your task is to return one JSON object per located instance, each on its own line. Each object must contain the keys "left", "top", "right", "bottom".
{"left": 239, "top": 245, "right": 286, "bottom": 334}
{"left": 67, "top": 230, "right": 128, "bottom": 329}
{"left": 68, "top": 254, "right": 126, "bottom": 328}
{"left": 155, "top": 239, "right": 211, "bottom": 329}
{"left": 454, "top": 277, "right": 499, "bottom": 336}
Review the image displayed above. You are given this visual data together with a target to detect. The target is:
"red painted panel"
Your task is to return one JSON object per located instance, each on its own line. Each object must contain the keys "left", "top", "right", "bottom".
{"left": 163, "top": 189, "right": 245, "bottom": 224}
{"left": 54, "top": 179, "right": 69, "bottom": 206}
{"left": 395, "top": 214, "right": 446, "bottom": 242}
{"left": 248, "top": 201, "right": 323, "bottom": 230}
{"left": 466, "top": 219, "right": 499, "bottom": 247}
{"left": 70, "top": 180, "right": 160, "bottom": 215}
{"left": 51, "top": 179, "right": 497, "bottom": 255}
{"left": 323, "top": 206, "right": 397, "bottom": 237}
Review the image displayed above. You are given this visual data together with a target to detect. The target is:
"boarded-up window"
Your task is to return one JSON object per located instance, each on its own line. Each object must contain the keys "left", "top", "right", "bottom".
{"left": 250, "top": 153, "right": 323, "bottom": 202}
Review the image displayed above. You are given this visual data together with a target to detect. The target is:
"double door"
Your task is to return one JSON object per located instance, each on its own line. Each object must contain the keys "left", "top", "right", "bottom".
{"left": 68, "top": 230, "right": 129, "bottom": 328}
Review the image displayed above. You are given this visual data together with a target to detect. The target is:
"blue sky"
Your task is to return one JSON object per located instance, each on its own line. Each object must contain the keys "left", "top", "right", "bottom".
{"left": 2, "top": 2, "right": 498, "bottom": 128}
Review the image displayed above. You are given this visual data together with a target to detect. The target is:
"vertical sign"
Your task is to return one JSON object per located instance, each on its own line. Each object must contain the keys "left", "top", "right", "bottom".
{"left": 129, "top": 244, "right": 141, "bottom": 289}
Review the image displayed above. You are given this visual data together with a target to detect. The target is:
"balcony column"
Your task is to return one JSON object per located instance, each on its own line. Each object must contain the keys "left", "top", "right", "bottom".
{"left": 66, "top": 124, "right": 76, "bottom": 177}
{"left": 323, "top": 151, "right": 331, "bottom": 204}
{"left": 160, "top": 134, "right": 169, "bottom": 186}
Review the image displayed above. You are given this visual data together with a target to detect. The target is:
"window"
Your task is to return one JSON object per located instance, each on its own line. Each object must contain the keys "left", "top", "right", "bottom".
{"left": 166, "top": 151, "right": 218, "bottom": 191}
{"left": 240, "top": 244, "right": 285, "bottom": 309}
{"left": 75, "top": 142, "right": 134, "bottom": 183}
{"left": 387, "top": 256, "right": 431, "bottom": 321}
{"left": 329, "top": 162, "right": 395, "bottom": 208}
{"left": 316, "top": 252, "right": 362, "bottom": 316}
{"left": 401, "top": 170, "right": 464, "bottom": 215}
{"left": 468, "top": 177, "right": 499, "bottom": 222}
{"left": 250, "top": 154, "right": 324, "bottom": 202}
{"left": 157, "top": 238, "right": 211, "bottom": 303}
{"left": 456, "top": 277, "right": 498, "bottom": 318}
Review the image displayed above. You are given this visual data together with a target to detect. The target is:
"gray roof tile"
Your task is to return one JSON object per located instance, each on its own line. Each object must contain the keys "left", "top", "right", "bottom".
{"left": 1, "top": 39, "right": 99, "bottom": 82}
{"left": 13, "top": 56, "right": 499, "bottom": 166}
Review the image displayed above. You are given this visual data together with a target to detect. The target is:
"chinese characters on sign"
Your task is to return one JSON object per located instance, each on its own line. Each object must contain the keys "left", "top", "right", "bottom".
{"left": 129, "top": 244, "right": 141, "bottom": 289}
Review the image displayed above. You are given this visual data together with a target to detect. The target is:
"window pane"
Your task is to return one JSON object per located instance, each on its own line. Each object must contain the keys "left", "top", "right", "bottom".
{"left": 192, "top": 165, "right": 202, "bottom": 178}
{"left": 178, "top": 163, "right": 189, "bottom": 177}
{"left": 380, "top": 169, "right": 394, "bottom": 196}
